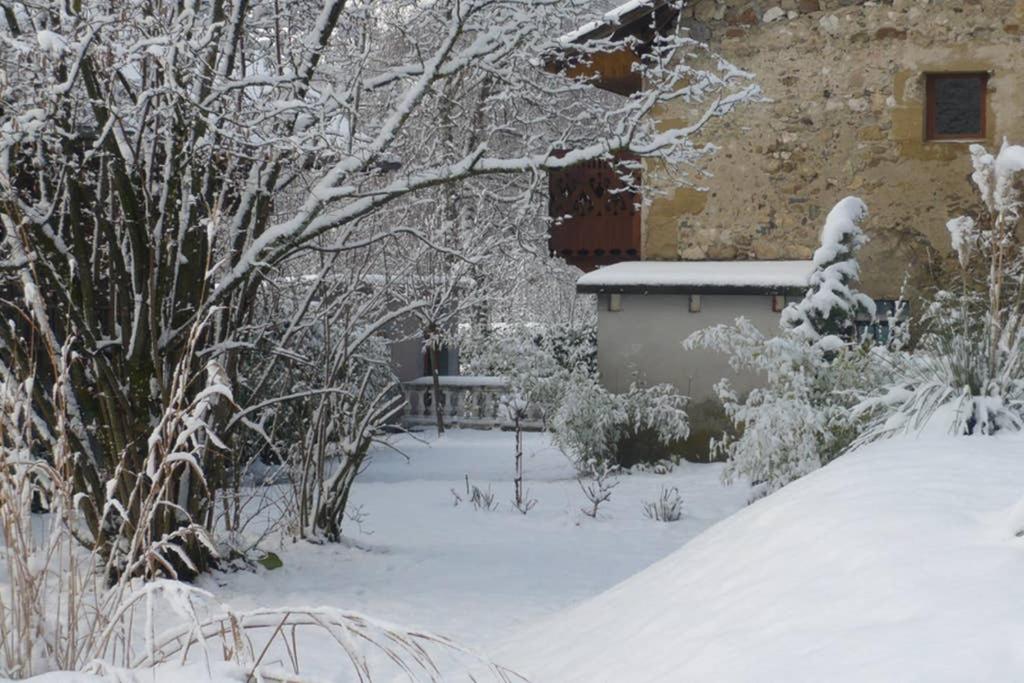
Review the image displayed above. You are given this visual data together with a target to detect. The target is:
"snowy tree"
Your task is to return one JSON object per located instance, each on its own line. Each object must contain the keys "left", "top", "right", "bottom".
{"left": 687, "top": 197, "right": 890, "bottom": 496}
{"left": 0, "top": 0, "right": 757, "bottom": 575}
{"left": 783, "top": 196, "right": 876, "bottom": 344}
{"left": 687, "top": 319, "right": 886, "bottom": 496}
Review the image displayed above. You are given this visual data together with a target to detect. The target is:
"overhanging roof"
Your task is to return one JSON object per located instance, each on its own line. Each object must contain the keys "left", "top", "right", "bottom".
{"left": 559, "top": 0, "right": 675, "bottom": 45}
{"left": 547, "top": 1, "right": 681, "bottom": 96}
{"left": 576, "top": 260, "right": 813, "bottom": 295}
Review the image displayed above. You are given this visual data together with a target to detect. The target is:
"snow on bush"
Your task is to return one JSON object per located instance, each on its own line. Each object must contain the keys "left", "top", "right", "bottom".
{"left": 577, "top": 458, "right": 620, "bottom": 519}
{"left": 552, "top": 372, "right": 627, "bottom": 466}
{"left": 687, "top": 196, "right": 890, "bottom": 496}
{"left": 641, "top": 486, "right": 684, "bottom": 522}
{"left": 460, "top": 321, "right": 596, "bottom": 422}
{"left": 782, "top": 196, "right": 876, "bottom": 343}
{"left": 688, "top": 320, "right": 888, "bottom": 496}
{"left": 855, "top": 142, "right": 1024, "bottom": 440}
{"left": 552, "top": 373, "right": 689, "bottom": 471}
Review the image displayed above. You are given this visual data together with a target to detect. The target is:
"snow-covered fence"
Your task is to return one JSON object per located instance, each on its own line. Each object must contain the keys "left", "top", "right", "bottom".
{"left": 402, "top": 376, "right": 545, "bottom": 430}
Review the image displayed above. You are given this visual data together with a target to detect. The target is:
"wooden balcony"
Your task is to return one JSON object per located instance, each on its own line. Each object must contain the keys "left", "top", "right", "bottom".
{"left": 548, "top": 153, "right": 641, "bottom": 272}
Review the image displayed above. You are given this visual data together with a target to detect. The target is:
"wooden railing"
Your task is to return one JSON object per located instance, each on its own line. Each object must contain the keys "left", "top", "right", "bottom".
{"left": 401, "top": 376, "right": 546, "bottom": 430}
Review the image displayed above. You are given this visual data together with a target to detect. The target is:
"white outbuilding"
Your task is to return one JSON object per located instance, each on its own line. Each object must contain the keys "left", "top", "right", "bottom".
{"left": 576, "top": 260, "right": 813, "bottom": 403}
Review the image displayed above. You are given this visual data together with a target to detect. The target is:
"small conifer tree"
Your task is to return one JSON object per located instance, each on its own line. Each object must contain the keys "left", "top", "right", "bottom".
{"left": 783, "top": 196, "right": 876, "bottom": 343}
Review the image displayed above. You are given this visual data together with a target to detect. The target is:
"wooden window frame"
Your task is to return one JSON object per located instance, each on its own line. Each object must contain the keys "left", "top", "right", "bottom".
{"left": 925, "top": 72, "right": 989, "bottom": 142}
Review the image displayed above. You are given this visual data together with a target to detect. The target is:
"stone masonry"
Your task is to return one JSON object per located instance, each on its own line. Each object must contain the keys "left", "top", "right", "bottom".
{"left": 643, "top": 0, "right": 1024, "bottom": 299}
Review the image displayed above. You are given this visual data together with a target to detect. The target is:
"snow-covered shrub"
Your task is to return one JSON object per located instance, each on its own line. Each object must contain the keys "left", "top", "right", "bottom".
{"left": 545, "top": 324, "right": 599, "bottom": 378}
{"left": 552, "top": 374, "right": 689, "bottom": 470}
{"left": 783, "top": 197, "right": 876, "bottom": 343}
{"left": 551, "top": 372, "right": 625, "bottom": 465}
{"left": 642, "top": 487, "right": 684, "bottom": 522}
{"left": 463, "top": 323, "right": 594, "bottom": 514}
{"left": 855, "top": 143, "right": 1024, "bottom": 439}
{"left": 687, "top": 196, "right": 890, "bottom": 496}
{"left": 613, "top": 382, "right": 692, "bottom": 469}
{"left": 631, "top": 459, "right": 677, "bottom": 475}
{"left": 460, "top": 321, "right": 596, "bottom": 422}
{"left": 578, "top": 458, "right": 620, "bottom": 519}
{"left": 689, "top": 321, "right": 886, "bottom": 495}
{"left": 247, "top": 272, "right": 406, "bottom": 544}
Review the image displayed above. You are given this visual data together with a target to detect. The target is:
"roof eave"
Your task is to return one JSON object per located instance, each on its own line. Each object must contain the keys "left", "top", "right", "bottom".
{"left": 561, "top": 0, "right": 676, "bottom": 46}
{"left": 576, "top": 283, "right": 807, "bottom": 296}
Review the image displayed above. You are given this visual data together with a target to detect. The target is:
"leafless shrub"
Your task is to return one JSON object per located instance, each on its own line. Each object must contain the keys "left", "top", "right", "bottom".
{"left": 642, "top": 487, "right": 684, "bottom": 523}
{"left": 578, "top": 458, "right": 620, "bottom": 519}
{"left": 456, "top": 475, "right": 499, "bottom": 512}
{"left": 506, "top": 396, "right": 537, "bottom": 515}
{"left": 511, "top": 494, "right": 537, "bottom": 515}
{"left": 470, "top": 485, "right": 498, "bottom": 512}
{"left": 345, "top": 505, "right": 374, "bottom": 536}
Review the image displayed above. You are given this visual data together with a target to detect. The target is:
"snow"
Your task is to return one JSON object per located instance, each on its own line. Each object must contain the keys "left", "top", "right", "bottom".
{"left": 814, "top": 196, "right": 868, "bottom": 267}
{"left": 990, "top": 142, "right": 1024, "bottom": 212}
{"left": 200, "top": 429, "right": 749, "bottom": 649}
{"left": 36, "top": 30, "right": 69, "bottom": 55}
{"left": 20, "top": 428, "right": 750, "bottom": 682}
{"left": 559, "top": 0, "right": 659, "bottom": 44}
{"left": 946, "top": 215, "right": 976, "bottom": 268}
{"left": 497, "top": 433, "right": 1024, "bottom": 682}
{"left": 404, "top": 375, "right": 509, "bottom": 387}
{"left": 576, "top": 260, "right": 812, "bottom": 291}
{"left": 783, "top": 195, "right": 874, "bottom": 341}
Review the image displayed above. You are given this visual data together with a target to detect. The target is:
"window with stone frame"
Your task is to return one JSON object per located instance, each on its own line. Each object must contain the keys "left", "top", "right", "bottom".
{"left": 925, "top": 73, "right": 988, "bottom": 141}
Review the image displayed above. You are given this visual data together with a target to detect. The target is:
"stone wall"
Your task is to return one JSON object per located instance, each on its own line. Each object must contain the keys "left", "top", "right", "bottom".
{"left": 643, "top": 0, "right": 1024, "bottom": 298}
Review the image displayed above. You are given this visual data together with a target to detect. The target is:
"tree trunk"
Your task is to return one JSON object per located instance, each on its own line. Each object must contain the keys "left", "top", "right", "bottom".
{"left": 429, "top": 341, "right": 446, "bottom": 435}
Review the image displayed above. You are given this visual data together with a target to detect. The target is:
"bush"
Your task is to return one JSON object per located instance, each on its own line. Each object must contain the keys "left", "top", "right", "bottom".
{"left": 578, "top": 458, "right": 620, "bottom": 519}
{"left": 855, "top": 143, "right": 1024, "bottom": 440}
{"left": 552, "top": 373, "right": 689, "bottom": 470}
{"left": 686, "top": 196, "right": 896, "bottom": 496}
{"left": 642, "top": 487, "right": 684, "bottom": 522}
{"left": 459, "top": 321, "right": 597, "bottom": 422}
{"left": 689, "top": 320, "right": 889, "bottom": 496}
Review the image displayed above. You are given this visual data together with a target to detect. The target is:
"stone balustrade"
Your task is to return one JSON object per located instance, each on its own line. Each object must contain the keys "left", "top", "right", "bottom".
{"left": 401, "top": 376, "right": 545, "bottom": 431}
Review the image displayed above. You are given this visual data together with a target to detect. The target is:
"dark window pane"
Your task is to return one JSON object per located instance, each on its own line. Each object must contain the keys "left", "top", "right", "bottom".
{"left": 932, "top": 76, "right": 984, "bottom": 137}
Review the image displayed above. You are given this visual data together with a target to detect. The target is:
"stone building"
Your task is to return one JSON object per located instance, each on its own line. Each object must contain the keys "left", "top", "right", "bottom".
{"left": 651, "top": 0, "right": 1024, "bottom": 299}
{"left": 550, "top": 0, "right": 1022, "bottom": 442}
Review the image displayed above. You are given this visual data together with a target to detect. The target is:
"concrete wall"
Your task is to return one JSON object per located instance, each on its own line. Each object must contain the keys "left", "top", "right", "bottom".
{"left": 389, "top": 337, "right": 460, "bottom": 382}
{"left": 596, "top": 292, "right": 783, "bottom": 401}
{"left": 643, "top": 0, "right": 1024, "bottom": 300}
{"left": 385, "top": 314, "right": 460, "bottom": 382}
{"left": 390, "top": 337, "right": 425, "bottom": 382}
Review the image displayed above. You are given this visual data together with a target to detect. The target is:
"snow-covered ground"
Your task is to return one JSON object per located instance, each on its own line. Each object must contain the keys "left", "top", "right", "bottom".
{"left": 28, "top": 430, "right": 1024, "bottom": 682}
{"left": 497, "top": 434, "right": 1024, "bottom": 682}
{"left": 203, "top": 429, "right": 750, "bottom": 648}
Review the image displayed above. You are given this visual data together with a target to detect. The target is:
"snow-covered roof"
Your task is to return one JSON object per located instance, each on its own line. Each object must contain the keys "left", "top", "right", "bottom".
{"left": 576, "top": 260, "right": 812, "bottom": 294}
{"left": 558, "top": 0, "right": 669, "bottom": 44}
{"left": 405, "top": 375, "right": 509, "bottom": 387}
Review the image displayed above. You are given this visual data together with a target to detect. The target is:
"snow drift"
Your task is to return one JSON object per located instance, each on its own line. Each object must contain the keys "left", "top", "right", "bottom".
{"left": 497, "top": 435, "right": 1024, "bottom": 682}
